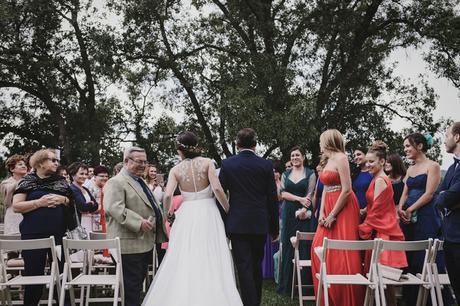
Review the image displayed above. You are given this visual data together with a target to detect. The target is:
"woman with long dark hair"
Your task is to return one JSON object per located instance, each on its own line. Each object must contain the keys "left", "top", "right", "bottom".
{"left": 385, "top": 153, "right": 407, "bottom": 206}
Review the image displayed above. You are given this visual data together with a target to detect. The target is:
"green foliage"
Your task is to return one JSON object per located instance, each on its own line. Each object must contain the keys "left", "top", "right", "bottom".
{"left": 1, "top": 0, "right": 458, "bottom": 168}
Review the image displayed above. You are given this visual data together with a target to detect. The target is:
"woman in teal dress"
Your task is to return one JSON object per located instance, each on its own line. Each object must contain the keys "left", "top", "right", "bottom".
{"left": 277, "top": 146, "right": 316, "bottom": 296}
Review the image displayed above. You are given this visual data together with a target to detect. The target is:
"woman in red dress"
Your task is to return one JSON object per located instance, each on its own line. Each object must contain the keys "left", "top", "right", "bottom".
{"left": 359, "top": 141, "right": 407, "bottom": 306}
{"left": 311, "top": 129, "right": 364, "bottom": 306}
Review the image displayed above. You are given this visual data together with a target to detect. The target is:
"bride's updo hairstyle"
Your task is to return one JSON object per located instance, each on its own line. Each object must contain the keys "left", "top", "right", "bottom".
{"left": 319, "top": 129, "right": 345, "bottom": 153}
{"left": 368, "top": 140, "right": 388, "bottom": 160}
{"left": 176, "top": 131, "right": 201, "bottom": 159}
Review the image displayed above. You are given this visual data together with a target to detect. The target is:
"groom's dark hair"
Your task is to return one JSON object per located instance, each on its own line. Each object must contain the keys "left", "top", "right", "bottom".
{"left": 236, "top": 128, "right": 257, "bottom": 149}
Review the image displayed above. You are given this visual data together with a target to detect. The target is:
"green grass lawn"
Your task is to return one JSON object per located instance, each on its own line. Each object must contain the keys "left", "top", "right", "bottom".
{"left": 261, "top": 280, "right": 314, "bottom": 306}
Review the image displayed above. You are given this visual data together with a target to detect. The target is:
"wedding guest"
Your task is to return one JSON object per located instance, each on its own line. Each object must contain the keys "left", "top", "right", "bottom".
{"left": 311, "top": 129, "right": 364, "bottom": 306}
{"left": 1, "top": 154, "right": 27, "bottom": 235}
{"left": 144, "top": 163, "right": 164, "bottom": 204}
{"left": 68, "top": 162, "right": 98, "bottom": 233}
{"left": 435, "top": 122, "right": 460, "bottom": 301}
{"left": 83, "top": 166, "right": 95, "bottom": 188}
{"left": 144, "top": 163, "right": 166, "bottom": 263}
{"left": 57, "top": 165, "right": 71, "bottom": 184}
{"left": 262, "top": 162, "right": 282, "bottom": 279}
{"left": 285, "top": 161, "right": 293, "bottom": 171}
{"left": 277, "top": 146, "right": 316, "bottom": 296}
{"left": 88, "top": 166, "right": 109, "bottom": 232}
{"left": 385, "top": 154, "right": 407, "bottom": 206}
{"left": 398, "top": 133, "right": 452, "bottom": 305}
{"left": 359, "top": 141, "right": 407, "bottom": 306}
{"left": 352, "top": 146, "right": 373, "bottom": 215}
{"left": 311, "top": 157, "right": 326, "bottom": 231}
{"left": 105, "top": 147, "right": 167, "bottom": 306}
{"left": 113, "top": 162, "right": 123, "bottom": 176}
{"left": 12, "top": 149, "right": 75, "bottom": 305}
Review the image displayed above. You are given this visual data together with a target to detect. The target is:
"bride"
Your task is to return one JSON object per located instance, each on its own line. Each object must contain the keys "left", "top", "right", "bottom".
{"left": 142, "top": 131, "right": 243, "bottom": 306}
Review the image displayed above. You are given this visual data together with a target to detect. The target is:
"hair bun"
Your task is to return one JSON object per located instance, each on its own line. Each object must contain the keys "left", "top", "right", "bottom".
{"left": 370, "top": 140, "right": 388, "bottom": 154}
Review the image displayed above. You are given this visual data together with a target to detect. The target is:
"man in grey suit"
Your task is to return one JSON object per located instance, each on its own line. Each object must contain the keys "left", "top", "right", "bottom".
{"left": 104, "top": 147, "right": 167, "bottom": 306}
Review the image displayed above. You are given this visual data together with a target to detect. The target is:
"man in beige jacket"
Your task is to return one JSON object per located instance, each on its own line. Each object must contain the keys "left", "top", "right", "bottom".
{"left": 104, "top": 147, "right": 167, "bottom": 306}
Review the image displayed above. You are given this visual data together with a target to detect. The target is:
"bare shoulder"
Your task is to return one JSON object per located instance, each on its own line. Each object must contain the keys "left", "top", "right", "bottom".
{"left": 333, "top": 152, "right": 348, "bottom": 162}
{"left": 428, "top": 160, "right": 440, "bottom": 171}
{"left": 375, "top": 177, "right": 387, "bottom": 188}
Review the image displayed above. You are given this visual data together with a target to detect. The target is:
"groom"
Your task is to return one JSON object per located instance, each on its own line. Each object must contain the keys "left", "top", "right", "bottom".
{"left": 435, "top": 121, "right": 460, "bottom": 300}
{"left": 219, "top": 128, "right": 279, "bottom": 306}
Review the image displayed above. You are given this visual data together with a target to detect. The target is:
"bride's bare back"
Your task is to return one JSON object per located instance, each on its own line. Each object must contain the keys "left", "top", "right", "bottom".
{"left": 175, "top": 157, "right": 211, "bottom": 192}
{"left": 163, "top": 157, "right": 229, "bottom": 213}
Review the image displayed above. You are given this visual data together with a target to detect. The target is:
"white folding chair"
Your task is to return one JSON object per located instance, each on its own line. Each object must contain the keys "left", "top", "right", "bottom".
{"left": 314, "top": 238, "right": 381, "bottom": 306}
{"left": 0, "top": 236, "right": 61, "bottom": 306}
{"left": 430, "top": 240, "right": 452, "bottom": 306}
{"left": 83, "top": 232, "right": 116, "bottom": 304}
{"left": 377, "top": 239, "right": 436, "bottom": 306}
{"left": 290, "top": 231, "right": 315, "bottom": 305}
{"left": 60, "top": 237, "right": 124, "bottom": 306}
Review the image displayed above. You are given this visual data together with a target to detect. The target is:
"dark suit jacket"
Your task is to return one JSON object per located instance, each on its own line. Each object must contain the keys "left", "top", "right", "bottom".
{"left": 69, "top": 184, "right": 98, "bottom": 221}
{"left": 434, "top": 161, "right": 460, "bottom": 243}
{"left": 219, "top": 150, "right": 278, "bottom": 236}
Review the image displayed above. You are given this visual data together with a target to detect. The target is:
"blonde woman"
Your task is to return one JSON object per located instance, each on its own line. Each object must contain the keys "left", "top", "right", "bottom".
{"left": 311, "top": 129, "right": 364, "bottom": 306}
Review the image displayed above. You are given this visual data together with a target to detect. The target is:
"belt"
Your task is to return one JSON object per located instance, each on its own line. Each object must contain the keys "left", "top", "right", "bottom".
{"left": 324, "top": 185, "right": 342, "bottom": 192}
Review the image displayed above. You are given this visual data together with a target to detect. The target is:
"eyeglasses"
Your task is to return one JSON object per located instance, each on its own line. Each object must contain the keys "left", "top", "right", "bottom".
{"left": 128, "top": 157, "right": 148, "bottom": 165}
{"left": 47, "top": 158, "right": 60, "bottom": 164}
{"left": 97, "top": 174, "right": 109, "bottom": 178}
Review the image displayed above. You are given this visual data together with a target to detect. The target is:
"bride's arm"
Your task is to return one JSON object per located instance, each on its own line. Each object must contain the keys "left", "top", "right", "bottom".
{"left": 208, "top": 160, "right": 229, "bottom": 213}
{"left": 163, "top": 168, "right": 178, "bottom": 215}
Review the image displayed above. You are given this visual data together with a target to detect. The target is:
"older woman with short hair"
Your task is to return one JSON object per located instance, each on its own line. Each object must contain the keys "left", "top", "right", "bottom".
{"left": 1, "top": 154, "right": 27, "bottom": 235}
{"left": 13, "top": 149, "right": 76, "bottom": 305}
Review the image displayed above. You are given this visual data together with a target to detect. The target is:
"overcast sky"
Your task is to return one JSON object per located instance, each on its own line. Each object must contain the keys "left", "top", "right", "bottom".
{"left": 389, "top": 46, "right": 460, "bottom": 169}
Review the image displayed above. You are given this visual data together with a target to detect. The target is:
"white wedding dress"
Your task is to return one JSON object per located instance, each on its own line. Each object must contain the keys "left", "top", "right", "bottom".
{"left": 142, "top": 158, "right": 243, "bottom": 306}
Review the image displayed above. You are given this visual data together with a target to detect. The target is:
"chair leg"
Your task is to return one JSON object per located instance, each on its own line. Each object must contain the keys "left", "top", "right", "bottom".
{"left": 297, "top": 267, "right": 304, "bottom": 306}
{"left": 433, "top": 265, "right": 444, "bottom": 306}
{"left": 291, "top": 262, "right": 296, "bottom": 300}
{"left": 85, "top": 285, "right": 91, "bottom": 306}
{"left": 59, "top": 268, "right": 68, "bottom": 306}
{"left": 113, "top": 283, "right": 119, "bottom": 306}
{"left": 70, "top": 285, "right": 77, "bottom": 306}
{"left": 374, "top": 284, "right": 381, "bottom": 306}
{"left": 316, "top": 277, "right": 322, "bottom": 306}
{"left": 5, "top": 287, "right": 12, "bottom": 306}
{"left": 48, "top": 279, "right": 55, "bottom": 306}
{"left": 379, "top": 281, "right": 387, "bottom": 306}
{"left": 323, "top": 281, "right": 330, "bottom": 306}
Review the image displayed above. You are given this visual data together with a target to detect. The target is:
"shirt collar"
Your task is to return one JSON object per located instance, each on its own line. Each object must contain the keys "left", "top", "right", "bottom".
{"left": 239, "top": 148, "right": 255, "bottom": 153}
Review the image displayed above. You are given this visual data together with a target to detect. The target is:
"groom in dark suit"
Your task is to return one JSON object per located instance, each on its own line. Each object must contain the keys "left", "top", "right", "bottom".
{"left": 219, "top": 128, "right": 279, "bottom": 306}
{"left": 435, "top": 121, "right": 460, "bottom": 300}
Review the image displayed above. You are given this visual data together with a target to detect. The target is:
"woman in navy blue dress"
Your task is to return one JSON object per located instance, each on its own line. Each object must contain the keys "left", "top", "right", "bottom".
{"left": 352, "top": 147, "right": 373, "bottom": 217}
{"left": 398, "top": 133, "right": 453, "bottom": 305}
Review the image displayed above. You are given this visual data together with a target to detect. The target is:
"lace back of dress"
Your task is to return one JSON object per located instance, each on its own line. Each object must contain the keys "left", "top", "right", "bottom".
{"left": 177, "top": 158, "right": 212, "bottom": 200}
